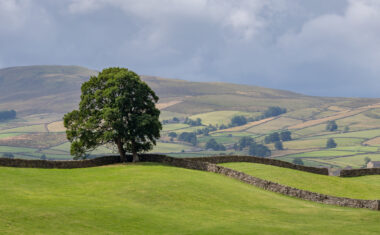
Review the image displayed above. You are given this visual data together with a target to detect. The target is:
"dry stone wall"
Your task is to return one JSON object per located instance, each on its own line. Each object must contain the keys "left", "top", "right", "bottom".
{"left": 183, "top": 155, "right": 329, "bottom": 175}
{"left": 0, "top": 155, "right": 120, "bottom": 169}
{"left": 340, "top": 168, "right": 380, "bottom": 177}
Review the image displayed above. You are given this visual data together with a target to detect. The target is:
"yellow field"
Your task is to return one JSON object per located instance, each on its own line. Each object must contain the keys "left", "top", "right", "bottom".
{"left": 214, "top": 117, "right": 276, "bottom": 133}
{"left": 47, "top": 121, "right": 66, "bottom": 132}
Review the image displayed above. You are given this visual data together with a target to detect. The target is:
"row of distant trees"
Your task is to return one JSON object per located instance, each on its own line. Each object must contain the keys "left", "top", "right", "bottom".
{"left": 0, "top": 110, "right": 16, "bottom": 122}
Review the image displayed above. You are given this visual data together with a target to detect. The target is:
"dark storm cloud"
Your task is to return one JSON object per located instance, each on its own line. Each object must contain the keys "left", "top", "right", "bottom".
{"left": 1, "top": 0, "right": 380, "bottom": 97}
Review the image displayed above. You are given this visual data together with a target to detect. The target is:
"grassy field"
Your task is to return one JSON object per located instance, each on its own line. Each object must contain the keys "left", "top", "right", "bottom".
{"left": 152, "top": 142, "right": 192, "bottom": 153}
{"left": 0, "top": 163, "right": 380, "bottom": 234}
{"left": 0, "top": 124, "right": 47, "bottom": 133}
{"left": 189, "top": 111, "right": 259, "bottom": 125}
{"left": 246, "top": 117, "right": 302, "bottom": 134}
{"left": 282, "top": 138, "right": 363, "bottom": 149}
{"left": 161, "top": 123, "right": 190, "bottom": 132}
{"left": 220, "top": 162, "right": 380, "bottom": 199}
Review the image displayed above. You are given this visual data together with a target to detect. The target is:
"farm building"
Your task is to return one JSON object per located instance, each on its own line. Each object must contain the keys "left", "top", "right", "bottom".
{"left": 367, "top": 161, "right": 380, "bottom": 168}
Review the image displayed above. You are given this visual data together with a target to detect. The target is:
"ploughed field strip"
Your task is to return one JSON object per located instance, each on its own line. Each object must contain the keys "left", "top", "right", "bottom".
{"left": 219, "top": 162, "right": 380, "bottom": 200}
{"left": 0, "top": 163, "right": 380, "bottom": 234}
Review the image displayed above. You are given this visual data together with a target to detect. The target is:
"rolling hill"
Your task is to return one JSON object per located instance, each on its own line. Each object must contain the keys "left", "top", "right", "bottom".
{"left": 2, "top": 65, "right": 380, "bottom": 170}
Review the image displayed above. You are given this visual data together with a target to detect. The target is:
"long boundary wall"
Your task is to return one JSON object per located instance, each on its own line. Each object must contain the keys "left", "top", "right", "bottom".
{"left": 0, "top": 155, "right": 120, "bottom": 168}
{"left": 183, "top": 155, "right": 329, "bottom": 175}
{"left": 340, "top": 168, "right": 380, "bottom": 177}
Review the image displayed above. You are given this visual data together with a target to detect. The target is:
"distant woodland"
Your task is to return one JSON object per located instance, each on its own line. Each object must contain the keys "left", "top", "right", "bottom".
{"left": 0, "top": 110, "right": 16, "bottom": 122}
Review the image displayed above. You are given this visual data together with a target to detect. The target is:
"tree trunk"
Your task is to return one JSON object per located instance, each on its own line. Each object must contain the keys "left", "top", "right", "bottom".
{"left": 116, "top": 139, "right": 126, "bottom": 162}
{"left": 132, "top": 151, "right": 139, "bottom": 162}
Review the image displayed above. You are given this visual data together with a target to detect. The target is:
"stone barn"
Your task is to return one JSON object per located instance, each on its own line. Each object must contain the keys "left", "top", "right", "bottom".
{"left": 367, "top": 161, "right": 380, "bottom": 168}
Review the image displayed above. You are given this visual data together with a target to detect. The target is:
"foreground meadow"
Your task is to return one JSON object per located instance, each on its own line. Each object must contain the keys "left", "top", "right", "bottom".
{"left": 0, "top": 163, "right": 379, "bottom": 234}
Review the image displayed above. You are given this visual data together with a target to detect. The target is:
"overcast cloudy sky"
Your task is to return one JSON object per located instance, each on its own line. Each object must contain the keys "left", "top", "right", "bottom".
{"left": 1, "top": 0, "right": 380, "bottom": 97}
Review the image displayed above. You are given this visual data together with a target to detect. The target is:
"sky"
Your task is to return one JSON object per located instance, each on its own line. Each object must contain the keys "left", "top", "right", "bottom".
{"left": 1, "top": 0, "right": 380, "bottom": 97}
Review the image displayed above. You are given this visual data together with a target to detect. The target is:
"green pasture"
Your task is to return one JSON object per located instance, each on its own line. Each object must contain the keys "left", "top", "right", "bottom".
{"left": 168, "top": 151, "right": 238, "bottom": 158}
{"left": 212, "top": 131, "right": 256, "bottom": 137}
{"left": 50, "top": 142, "right": 71, "bottom": 152}
{"left": 162, "top": 123, "right": 190, "bottom": 132}
{"left": 283, "top": 138, "right": 363, "bottom": 150}
{"left": 220, "top": 162, "right": 380, "bottom": 199}
{"left": 152, "top": 142, "right": 192, "bottom": 153}
{"left": 292, "top": 124, "right": 330, "bottom": 137}
{"left": 318, "top": 154, "right": 380, "bottom": 168}
{"left": 198, "top": 135, "right": 239, "bottom": 144}
{"left": 0, "top": 146, "right": 37, "bottom": 154}
{"left": 336, "top": 114, "right": 380, "bottom": 131}
{"left": 1, "top": 164, "right": 380, "bottom": 234}
{"left": 0, "top": 124, "right": 46, "bottom": 133}
{"left": 283, "top": 108, "right": 321, "bottom": 120}
{"left": 334, "top": 146, "right": 379, "bottom": 152}
{"left": 0, "top": 133, "right": 24, "bottom": 139}
{"left": 316, "top": 129, "right": 380, "bottom": 139}
{"left": 275, "top": 156, "right": 336, "bottom": 168}
{"left": 189, "top": 111, "right": 259, "bottom": 125}
{"left": 159, "top": 111, "right": 187, "bottom": 121}
{"left": 286, "top": 150, "right": 360, "bottom": 158}
{"left": 246, "top": 117, "right": 302, "bottom": 134}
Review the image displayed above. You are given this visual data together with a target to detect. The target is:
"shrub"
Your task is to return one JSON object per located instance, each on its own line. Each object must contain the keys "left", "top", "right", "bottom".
{"left": 292, "top": 158, "right": 304, "bottom": 165}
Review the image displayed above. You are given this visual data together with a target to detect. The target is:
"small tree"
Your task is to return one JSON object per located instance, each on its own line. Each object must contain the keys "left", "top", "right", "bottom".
{"left": 40, "top": 154, "right": 47, "bottom": 160}
{"left": 326, "top": 138, "right": 337, "bottom": 148}
{"left": 64, "top": 68, "right": 162, "bottom": 162}
{"left": 326, "top": 120, "right": 338, "bottom": 131}
{"left": 292, "top": 158, "right": 304, "bottom": 165}
{"left": 274, "top": 141, "right": 283, "bottom": 150}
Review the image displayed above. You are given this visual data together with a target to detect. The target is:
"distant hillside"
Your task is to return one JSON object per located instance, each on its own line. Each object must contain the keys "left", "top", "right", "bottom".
{"left": 0, "top": 65, "right": 96, "bottom": 115}
{"left": 1, "top": 65, "right": 379, "bottom": 116}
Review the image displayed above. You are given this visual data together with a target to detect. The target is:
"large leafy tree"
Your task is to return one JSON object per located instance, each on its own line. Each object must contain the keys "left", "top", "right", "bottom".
{"left": 63, "top": 67, "right": 162, "bottom": 162}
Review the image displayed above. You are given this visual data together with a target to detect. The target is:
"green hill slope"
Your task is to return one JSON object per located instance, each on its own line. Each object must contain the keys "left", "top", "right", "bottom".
{"left": 0, "top": 164, "right": 379, "bottom": 234}
{"left": 220, "top": 162, "right": 380, "bottom": 199}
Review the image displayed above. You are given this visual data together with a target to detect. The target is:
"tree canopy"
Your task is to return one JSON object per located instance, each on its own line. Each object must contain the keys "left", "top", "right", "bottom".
{"left": 326, "top": 120, "right": 338, "bottom": 131}
{"left": 205, "top": 138, "right": 226, "bottom": 151}
{"left": 63, "top": 67, "right": 162, "bottom": 162}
